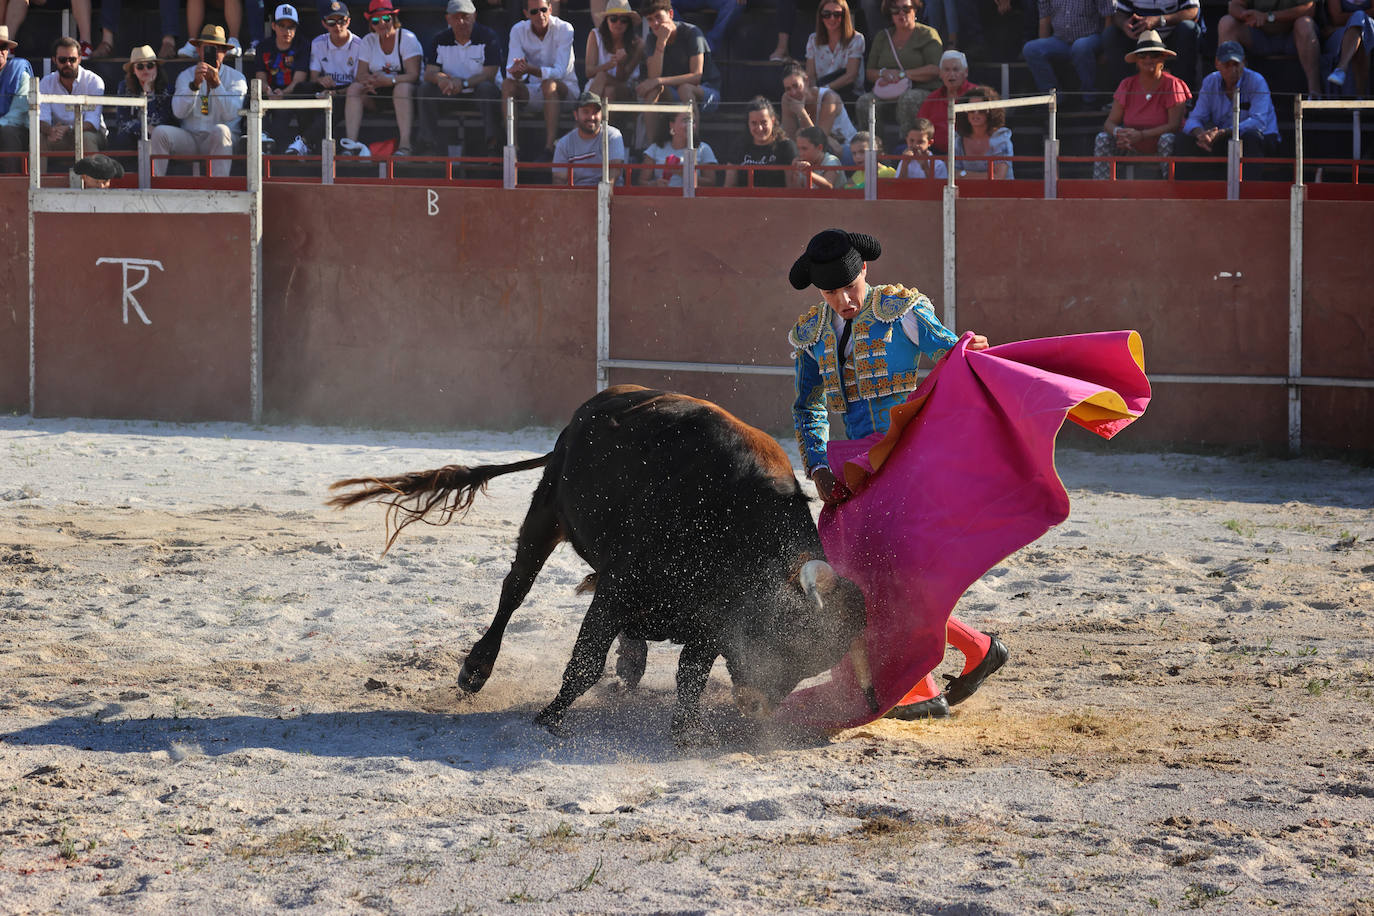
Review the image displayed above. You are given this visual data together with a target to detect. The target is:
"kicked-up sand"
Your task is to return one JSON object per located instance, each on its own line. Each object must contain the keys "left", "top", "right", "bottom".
{"left": 1, "top": 416, "right": 1372, "bottom": 914}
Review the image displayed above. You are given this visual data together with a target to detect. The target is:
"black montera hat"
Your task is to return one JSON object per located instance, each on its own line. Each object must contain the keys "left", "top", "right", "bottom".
{"left": 72, "top": 153, "right": 125, "bottom": 181}
{"left": 789, "top": 229, "right": 882, "bottom": 291}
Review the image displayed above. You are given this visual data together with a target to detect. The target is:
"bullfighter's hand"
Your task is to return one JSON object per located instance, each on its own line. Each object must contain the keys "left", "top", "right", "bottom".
{"left": 967, "top": 333, "right": 990, "bottom": 350}
{"left": 811, "top": 467, "right": 852, "bottom": 506}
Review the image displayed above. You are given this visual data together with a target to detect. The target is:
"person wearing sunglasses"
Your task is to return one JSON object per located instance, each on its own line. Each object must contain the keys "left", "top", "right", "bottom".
{"left": 342, "top": 0, "right": 423, "bottom": 156}
{"left": 107, "top": 44, "right": 174, "bottom": 152}
{"left": 804, "top": 0, "right": 865, "bottom": 102}
{"left": 584, "top": 0, "right": 642, "bottom": 107}
{"left": 1092, "top": 29, "right": 1191, "bottom": 179}
{"left": 417, "top": 0, "right": 502, "bottom": 158}
{"left": 300, "top": 1, "right": 363, "bottom": 155}
{"left": 855, "top": 0, "right": 942, "bottom": 141}
{"left": 0, "top": 26, "right": 32, "bottom": 174}
{"left": 255, "top": 4, "right": 311, "bottom": 153}
{"left": 1021, "top": 0, "right": 1113, "bottom": 108}
{"left": 153, "top": 25, "right": 247, "bottom": 177}
{"left": 37, "top": 35, "right": 106, "bottom": 172}
{"left": 501, "top": 0, "right": 578, "bottom": 159}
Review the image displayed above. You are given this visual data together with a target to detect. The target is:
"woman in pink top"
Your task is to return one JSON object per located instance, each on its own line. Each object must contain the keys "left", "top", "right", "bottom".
{"left": 1092, "top": 30, "right": 1191, "bottom": 180}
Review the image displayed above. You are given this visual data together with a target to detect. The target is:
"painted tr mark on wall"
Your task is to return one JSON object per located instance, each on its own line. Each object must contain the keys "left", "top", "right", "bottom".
{"left": 96, "top": 258, "right": 165, "bottom": 325}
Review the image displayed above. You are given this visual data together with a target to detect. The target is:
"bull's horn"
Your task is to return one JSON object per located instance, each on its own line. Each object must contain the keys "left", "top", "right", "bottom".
{"left": 798, "top": 559, "right": 836, "bottom": 612}
{"left": 849, "top": 635, "right": 879, "bottom": 714}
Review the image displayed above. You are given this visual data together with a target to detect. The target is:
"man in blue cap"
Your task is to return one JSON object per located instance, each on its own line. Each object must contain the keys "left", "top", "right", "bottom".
{"left": 1177, "top": 41, "right": 1279, "bottom": 180}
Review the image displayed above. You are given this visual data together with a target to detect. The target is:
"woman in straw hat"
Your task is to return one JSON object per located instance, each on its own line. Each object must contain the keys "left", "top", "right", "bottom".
{"left": 108, "top": 44, "right": 175, "bottom": 150}
{"left": 1092, "top": 29, "right": 1192, "bottom": 181}
{"left": 584, "top": 0, "right": 642, "bottom": 105}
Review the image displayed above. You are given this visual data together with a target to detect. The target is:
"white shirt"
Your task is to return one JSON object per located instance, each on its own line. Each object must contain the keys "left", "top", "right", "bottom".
{"left": 806, "top": 32, "right": 866, "bottom": 91}
{"left": 169, "top": 63, "right": 248, "bottom": 133}
{"left": 310, "top": 31, "right": 364, "bottom": 85}
{"left": 506, "top": 16, "right": 577, "bottom": 91}
{"left": 358, "top": 28, "right": 422, "bottom": 78}
{"left": 38, "top": 68, "right": 105, "bottom": 130}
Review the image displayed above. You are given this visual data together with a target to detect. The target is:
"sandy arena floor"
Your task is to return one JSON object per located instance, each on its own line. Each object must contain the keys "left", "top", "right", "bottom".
{"left": 1, "top": 416, "right": 1372, "bottom": 914}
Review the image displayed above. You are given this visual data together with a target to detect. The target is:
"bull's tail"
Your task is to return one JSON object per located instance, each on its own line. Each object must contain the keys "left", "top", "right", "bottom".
{"left": 327, "top": 455, "right": 551, "bottom": 553}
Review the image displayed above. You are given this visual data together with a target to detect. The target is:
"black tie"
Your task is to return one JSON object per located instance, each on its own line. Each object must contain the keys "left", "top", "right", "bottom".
{"left": 836, "top": 318, "right": 853, "bottom": 400}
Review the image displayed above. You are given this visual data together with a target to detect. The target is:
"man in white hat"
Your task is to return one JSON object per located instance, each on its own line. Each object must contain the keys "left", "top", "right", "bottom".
{"left": 253, "top": 4, "right": 310, "bottom": 150}
{"left": 0, "top": 26, "right": 32, "bottom": 173}
{"left": 418, "top": 0, "right": 502, "bottom": 156}
{"left": 153, "top": 25, "right": 248, "bottom": 177}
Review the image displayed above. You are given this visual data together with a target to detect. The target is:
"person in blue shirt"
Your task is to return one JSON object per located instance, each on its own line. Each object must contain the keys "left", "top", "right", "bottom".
{"left": 788, "top": 229, "right": 1007, "bottom": 720}
{"left": 1177, "top": 40, "right": 1279, "bottom": 180}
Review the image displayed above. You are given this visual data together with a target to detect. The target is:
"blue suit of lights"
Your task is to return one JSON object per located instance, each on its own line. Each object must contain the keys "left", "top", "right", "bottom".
{"left": 790, "top": 284, "right": 957, "bottom": 475}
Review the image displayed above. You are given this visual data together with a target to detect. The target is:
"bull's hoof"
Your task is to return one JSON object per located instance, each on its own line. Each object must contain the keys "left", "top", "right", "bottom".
{"left": 534, "top": 706, "right": 567, "bottom": 738}
{"left": 456, "top": 659, "right": 492, "bottom": 694}
{"left": 615, "top": 636, "right": 648, "bottom": 690}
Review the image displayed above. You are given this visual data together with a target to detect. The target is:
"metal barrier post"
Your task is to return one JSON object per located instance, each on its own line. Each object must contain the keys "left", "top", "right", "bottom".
{"left": 503, "top": 95, "right": 516, "bottom": 189}
{"left": 1226, "top": 84, "right": 1241, "bottom": 200}
{"left": 866, "top": 96, "right": 876, "bottom": 198}
{"left": 1045, "top": 90, "right": 1058, "bottom": 200}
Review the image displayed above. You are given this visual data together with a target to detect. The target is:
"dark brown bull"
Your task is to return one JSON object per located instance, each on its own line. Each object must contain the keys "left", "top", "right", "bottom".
{"left": 329, "top": 385, "right": 874, "bottom": 740}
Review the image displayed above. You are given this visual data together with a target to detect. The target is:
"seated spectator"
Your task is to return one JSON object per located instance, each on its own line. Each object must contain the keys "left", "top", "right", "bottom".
{"left": 637, "top": 105, "right": 717, "bottom": 186}
{"left": 1022, "top": 0, "right": 1113, "bottom": 108}
{"left": 71, "top": 151, "right": 121, "bottom": 186}
{"left": 793, "top": 124, "right": 846, "bottom": 188}
{"left": 977, "top": 0, "right": 1040, "bottom": 62}
{"left": 1217, "top": 0, "right": 1320, "bottom": 97}
{"left": 94, "top": 0, "right": 181, "bottom": 59}
{"left": 637, "top": 0, "right": 721, "bottom": 143}
{"left": 300, "top": 1, "right": 363, "bottom": 156}
{"left": 1323, "top": 0, "right": 1372, "bottom": 93}
{"left": 107, "top": 45, "right": 176, "bottom": 152}
{"left": 896, "top": 117, "right": 948, "bottom": 177}
{"left": 779, "top": 62, "right": 857, "bottom": 160}
{"left": 583, "top": 0, "right": 642, "bottom": 105}
{"left": 804, "top": 0, "right": 866, "bottom": 100}
{"left": 844, "top": 130, "right": 897, "bottom": 187}
{"left": 38, "top": 36, "right": 105, "bottom": 171}
{"left": 0, "top": 26, "right": 32, "bottom": 174}
{"left": 417, "top": 0, "right": 502, "bottom": 157}
{"left": 178, "top": 0, "right": 245, "bottom": 58}
{"left": 855, "top": 0, "right": 943, "bottom": 141}
{"left": 672, "top": 0, "right": 744, "bottom": 55}
{"left": 502, "top": 0, "right": 578, "bottom": 158}
{"left": 152, "top": 25, "right": 247, "bottom": 177}
{"left": 724, "top": 96, "right": 796, "bottom": 188}
{"left": 255, "top": 4, "right": 310, "bottom": 152}
{"left": 1176, "top": 40, "right": 1279, "bottom": 178}
{"left": 342, "top": 0, "right": 422, "bottom": 157}
{"left": 916, "top": 49, "right": 974, "bottom": 152}
{"left": 925, "top": 0, "right": 984, "bottom": 48}
{"left": 1093, "top": 30, "right": 1191, "bottom": 180}
{"left": 953, "top": 83, "right": 1013, "bottom": 178}
{"left": 1101, "top": 0, "right": 1201, "bottom": 87}
{"left": 5, "top": 0, "right": 94, "bottom": 57}
{"left": 552, "top": 89, "right": 624, "bottom": 185}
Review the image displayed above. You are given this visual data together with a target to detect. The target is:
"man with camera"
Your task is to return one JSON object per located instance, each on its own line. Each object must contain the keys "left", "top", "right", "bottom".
{"left": 151, "top": 25, "right": 248, "bottom": 177}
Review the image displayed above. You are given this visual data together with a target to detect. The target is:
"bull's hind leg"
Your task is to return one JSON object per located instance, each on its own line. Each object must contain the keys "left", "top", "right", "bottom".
{"left": 614, "top": 636, "right": 648, "bottom": 689}
{"left": 534, "top": 590, "right": 625, "bottom": 736}
{"left": 457, "top": 476, "right": 563, "bottom": 695}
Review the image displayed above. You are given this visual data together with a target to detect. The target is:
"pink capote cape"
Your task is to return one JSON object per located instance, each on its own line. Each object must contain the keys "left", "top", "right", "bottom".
{"left": 775, "top": 330, "right": 1151, "bottom": 732}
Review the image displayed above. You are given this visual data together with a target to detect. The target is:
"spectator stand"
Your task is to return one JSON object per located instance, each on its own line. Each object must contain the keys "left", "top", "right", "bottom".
{"left": 24, "top": 80, "right": 330, "bottom": 422}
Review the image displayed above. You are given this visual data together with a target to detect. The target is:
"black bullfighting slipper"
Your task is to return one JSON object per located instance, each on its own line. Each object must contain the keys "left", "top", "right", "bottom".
{"left": 883, "top": 694, "right": 950, "bottom": 720}
{"left": 943, "top": 634, "right": 1009, "bottom": 706}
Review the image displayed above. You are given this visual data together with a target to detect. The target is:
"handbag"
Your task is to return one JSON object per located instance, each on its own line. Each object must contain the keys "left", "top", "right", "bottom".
{"left": 872, "top": 30, "right": 911, "bottom": 100}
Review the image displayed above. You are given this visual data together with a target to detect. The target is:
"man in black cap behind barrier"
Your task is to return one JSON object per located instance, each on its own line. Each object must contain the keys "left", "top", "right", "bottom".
{"left": 787, "top": 228, "right": 1007, "bottom": 720}
{"left": 551, "top": 89, "right": 623, "bottom": 185}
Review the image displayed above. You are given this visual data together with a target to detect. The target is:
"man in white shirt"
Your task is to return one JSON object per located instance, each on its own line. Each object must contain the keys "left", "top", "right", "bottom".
{"left": 501, "top": 0, "right": 578, "bottom": 157}
{"left": 552, "top": 89, "right": 623, "bottom": 185}
{"left": 38, "top": 36, "right": 105, "bottom": 171}
{"left": 151, "top": 26, "right": 249, "bottom": 178}
{"left": 297, "top": 0, "right": 364, "bottom": 154}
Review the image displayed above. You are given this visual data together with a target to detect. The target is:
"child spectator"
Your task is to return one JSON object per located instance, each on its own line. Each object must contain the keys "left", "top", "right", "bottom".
{"left": 637, "top": 105, "right": 717, "bottom": 187}
{"left": 845, "top": 130, "right": 897, "bottom": 187}
{"left": 255, "top": 4, "right": 311, "bottom": 151}
{"left": 896, "top": 118, "right": 947, "bottom": 178}
{"left": 793, "top": 124, "right": 845, "bottom": 188}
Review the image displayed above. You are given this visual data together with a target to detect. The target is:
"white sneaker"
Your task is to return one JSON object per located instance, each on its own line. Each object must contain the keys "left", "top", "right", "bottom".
{"left": 261, "top": 131, "right": 276, "bottom": 152}
{"left": 339, "top": 137, "right": 370, "bottom": 157}
{"left": 177, "top": 41, "right": 195, "bottom": 57}
{"left": 286, "top": 136, "right": 310, "bottom": 156}
{"left": 227, "top": 37, "right": 242, "bottom": 57}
